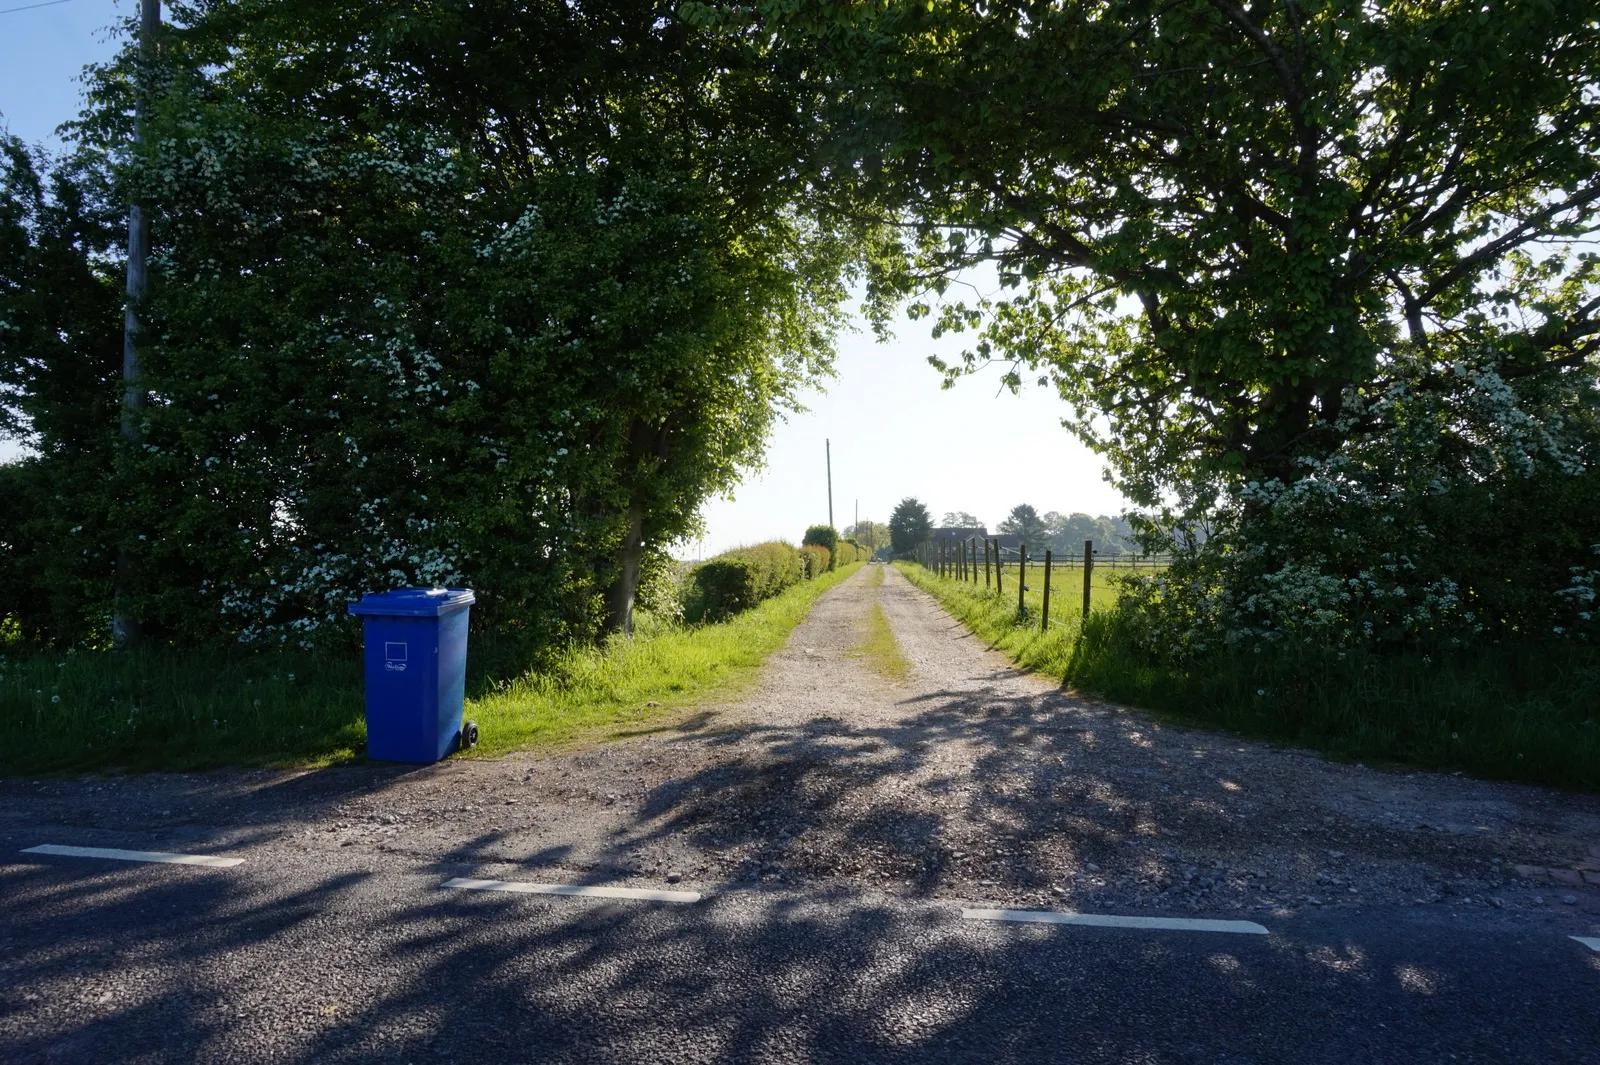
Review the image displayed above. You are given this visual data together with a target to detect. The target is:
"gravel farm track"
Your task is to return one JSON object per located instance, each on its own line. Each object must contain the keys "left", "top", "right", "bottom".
{"left": 3, "top": 565, "right": 1599, "bottom": 1064}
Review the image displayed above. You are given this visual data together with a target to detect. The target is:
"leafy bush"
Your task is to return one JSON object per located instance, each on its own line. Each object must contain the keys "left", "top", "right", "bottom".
{"left": 799, "top": 544, "right": 831, "bottom": 578}
{"left": 683, "top": 542, "right": 803, "bottom": 623}
{"left": 835, "top": 540, "right": 859, "bottom": 566}
{"left": 802, "top": 524, "right": 840, "bottom": 569}
{"left": 1119, "top": 348, "right": 1600, "bottom": 658}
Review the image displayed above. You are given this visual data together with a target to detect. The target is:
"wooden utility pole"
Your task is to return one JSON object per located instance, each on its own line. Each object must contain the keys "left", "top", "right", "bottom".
{"left": 825, "top": 438, "right": 833, "bottom": 529}
{"left": 113, "top": 0, "right": 160, "bottom": 651}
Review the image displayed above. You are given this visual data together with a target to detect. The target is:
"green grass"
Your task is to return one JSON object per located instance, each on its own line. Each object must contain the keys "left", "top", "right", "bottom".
{"left": 467, "top": 563, "right": 863, "bottom": 754}
{"left": 0, "top": 564, "right": 863, "bottom": 774}
{"left": 899, "top": 561, "right": 1600, "bottom": 792}
{"left": 852, "top": 600, "right": 911, "bottom": 682}
{"left": 898, "top": 559, "right": 1118, "bottom": 678}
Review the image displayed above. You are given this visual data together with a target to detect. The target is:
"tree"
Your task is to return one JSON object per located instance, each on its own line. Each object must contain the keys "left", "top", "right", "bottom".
{"left": 712, "top": 0, "right": 1600, "bottom": 648}
{"left": 888, "top": 497, "right": 932, "bottom": 555}
{"left": 940, "top": 511, "right": 980, "bottom": 528}
{"left": 0, "top": 139, "right": 125, "bottom": 646}
{"left": 2, "top": 0, "right": 879, "bottom": 650}
{"left": 997, "top": 504, "right": 1047, "bottom": 545}
{"left": 843, "top": 520, "right": 890, "bottom": 552}
{"left": 739, "top": 0, "right": 1600, "bottom": 504}
{"left": 802, "top": 524, "right": 839, "bottom": 568}
{"left": 1042, "top": 511, "right": 1128, "bottom": 556}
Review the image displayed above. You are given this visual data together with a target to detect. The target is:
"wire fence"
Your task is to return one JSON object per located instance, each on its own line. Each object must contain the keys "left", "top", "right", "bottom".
{"left": 911, "top": 536, "right": 1172, "bottom": 633}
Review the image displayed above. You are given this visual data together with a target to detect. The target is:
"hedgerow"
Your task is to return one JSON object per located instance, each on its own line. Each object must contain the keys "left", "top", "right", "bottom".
{"left": 683, "top": 542, "right": 804, "bottom": 623}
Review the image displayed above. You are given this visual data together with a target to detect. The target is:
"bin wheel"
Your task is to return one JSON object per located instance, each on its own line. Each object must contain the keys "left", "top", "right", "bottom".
{"left": 461, "top": 720, "right": 480, "bottom": 750}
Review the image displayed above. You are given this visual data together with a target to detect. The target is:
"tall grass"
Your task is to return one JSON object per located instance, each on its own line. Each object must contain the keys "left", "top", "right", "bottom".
{"left": 0, "top": 563, "right": 863, "bottom": 774}
{"left": 899, "top": 562, "right": 1600, "bottom": 791}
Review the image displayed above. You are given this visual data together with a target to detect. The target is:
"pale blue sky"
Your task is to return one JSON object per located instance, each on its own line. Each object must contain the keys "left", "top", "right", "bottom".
{"left": 0, "top": 1, "right": 1130, "bottom": 550}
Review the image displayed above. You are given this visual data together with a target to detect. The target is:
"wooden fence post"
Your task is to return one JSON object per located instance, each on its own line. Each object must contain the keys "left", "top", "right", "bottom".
{"left": 1082, "top": 539, "right": 1094, "bottom": 621}
{"left": 970, "top": 537, "right": 978, "bottom": 584}
{"left": 1042, "top": 549, "right": 1052, "bottom": 631}
{"left": 984, "top": 539, "right": 991, "bottom": 590}
{"left": 1018, "top": 542, "right": 1028, "bottom": 615}
{"left": 994, "top": 540, "right": 1002, "bottom": 595}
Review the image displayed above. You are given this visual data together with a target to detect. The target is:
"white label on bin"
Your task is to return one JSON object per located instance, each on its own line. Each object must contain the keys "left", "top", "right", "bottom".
{"left": 384, "top": 642, "right": 408, "bottom": 672}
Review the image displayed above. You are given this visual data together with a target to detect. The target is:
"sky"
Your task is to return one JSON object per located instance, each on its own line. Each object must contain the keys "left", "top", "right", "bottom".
{"left": 0, "top": 1, "right": 1132, "bottom": 552}
{"left": 692, "top": 321, "right": 1126, "bottom": 558}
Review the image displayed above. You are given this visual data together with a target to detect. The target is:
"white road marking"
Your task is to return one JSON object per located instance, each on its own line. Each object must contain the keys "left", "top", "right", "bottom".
{"left": 21, "top": 844, "right": 244, "bottom": 868}
{"left": 962, "top": 907, "right": 1269, "bottom": 935}
{"left": 443, "top": 878, "right": 702, "bottom": 903}
{"left": 1572, "top": 936, "right": 1600, "bottom": 953}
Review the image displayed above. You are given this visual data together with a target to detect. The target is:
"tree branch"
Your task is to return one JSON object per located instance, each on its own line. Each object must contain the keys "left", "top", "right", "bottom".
{"left": 1418, "top": 185, "right": 1600, "bottom": 306}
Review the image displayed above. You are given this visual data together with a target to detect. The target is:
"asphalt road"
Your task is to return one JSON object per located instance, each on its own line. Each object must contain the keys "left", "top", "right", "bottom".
{"left": 2, "top": 840, "right": 1597, "bottom": 1065}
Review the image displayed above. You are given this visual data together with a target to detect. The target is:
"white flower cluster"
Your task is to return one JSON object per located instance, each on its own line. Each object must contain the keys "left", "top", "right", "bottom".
{"left": 218, "top": 500, "right": 465, "bottom": 648}
{"left": 1121, "top": 343, "right": 1600, "bottom": 653}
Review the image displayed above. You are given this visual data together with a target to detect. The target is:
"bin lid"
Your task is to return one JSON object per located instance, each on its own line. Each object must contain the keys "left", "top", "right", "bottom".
{"left": 347, "top": 587, "right": 476, "bottom": 617}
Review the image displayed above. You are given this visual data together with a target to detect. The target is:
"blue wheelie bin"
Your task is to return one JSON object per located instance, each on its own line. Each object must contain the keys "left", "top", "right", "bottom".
{"left": 347, "top": 588, "right": 476, "bottom": 763}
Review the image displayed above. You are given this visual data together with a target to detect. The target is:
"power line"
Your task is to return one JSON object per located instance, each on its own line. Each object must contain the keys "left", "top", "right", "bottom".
{"left": 0, "top": 0, "right": 80, "bottom": 15}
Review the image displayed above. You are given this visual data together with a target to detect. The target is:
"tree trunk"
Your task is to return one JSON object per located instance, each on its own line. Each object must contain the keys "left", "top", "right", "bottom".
{"left": 601, "top": 420, "right": 670, "bottom": 636}
{"left": 602, "top": 497, "right": 646, "bottom": 636}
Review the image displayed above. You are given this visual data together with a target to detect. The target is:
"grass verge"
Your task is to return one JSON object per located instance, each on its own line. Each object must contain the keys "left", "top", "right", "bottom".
{"left": 468, "top": 563, "right": 864, "bottom": 754}
{"left": 897, "top": 561, "right": 1090, "bottom": 678}
{"left": 0, "top": 563, "right": 863, "bottom": 774}
{"left": 898, "top": 561, "right": 1600, "bottom": 792}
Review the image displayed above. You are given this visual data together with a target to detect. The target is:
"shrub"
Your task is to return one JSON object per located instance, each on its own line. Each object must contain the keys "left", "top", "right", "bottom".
{"left": 835, "top": 540, "right": 859, "bottom": 566}
{"left": 802, "top": 525, "right": 840, "bottom": 568}
{"left": 799, "top": 544, "right": 831, "bottom": 578}
{"left": 683, "top": 542, "right": 802, "bottom": 623}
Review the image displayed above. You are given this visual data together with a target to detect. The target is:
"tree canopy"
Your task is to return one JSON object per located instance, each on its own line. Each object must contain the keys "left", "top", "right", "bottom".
{"left": 996, "top": 504, "right": 1047, "bottom": 545}
{"left": 724, "top": 0, "right": 1600, "bottom": 504}
{"left": 843, "top": 520, "right": 889, "bottom": 553}
{"left": 704, "top": 0, "right": 1600, "bottom": 648}
{"left": 9, "top": 0, "right": 1600, "bottom": 655}
{"left": 1041, "top": 512, "right": 1139, "bottom": 556}
{"left": 888, "top": 497, "right": 932, "bottom": 555}
{"left": 1, "top": 0, "right": 880, "bottom": 650}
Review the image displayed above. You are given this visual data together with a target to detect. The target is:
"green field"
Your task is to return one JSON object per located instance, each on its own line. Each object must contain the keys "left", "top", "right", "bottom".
{"left": 938, "top": 557, "right": 1128, "bottom": 628}
{"left": 0, "top": 564, "right": 863, "bottom": 774}
{"left": 900, "top": 561, "right": 1600, "bottom": 791}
